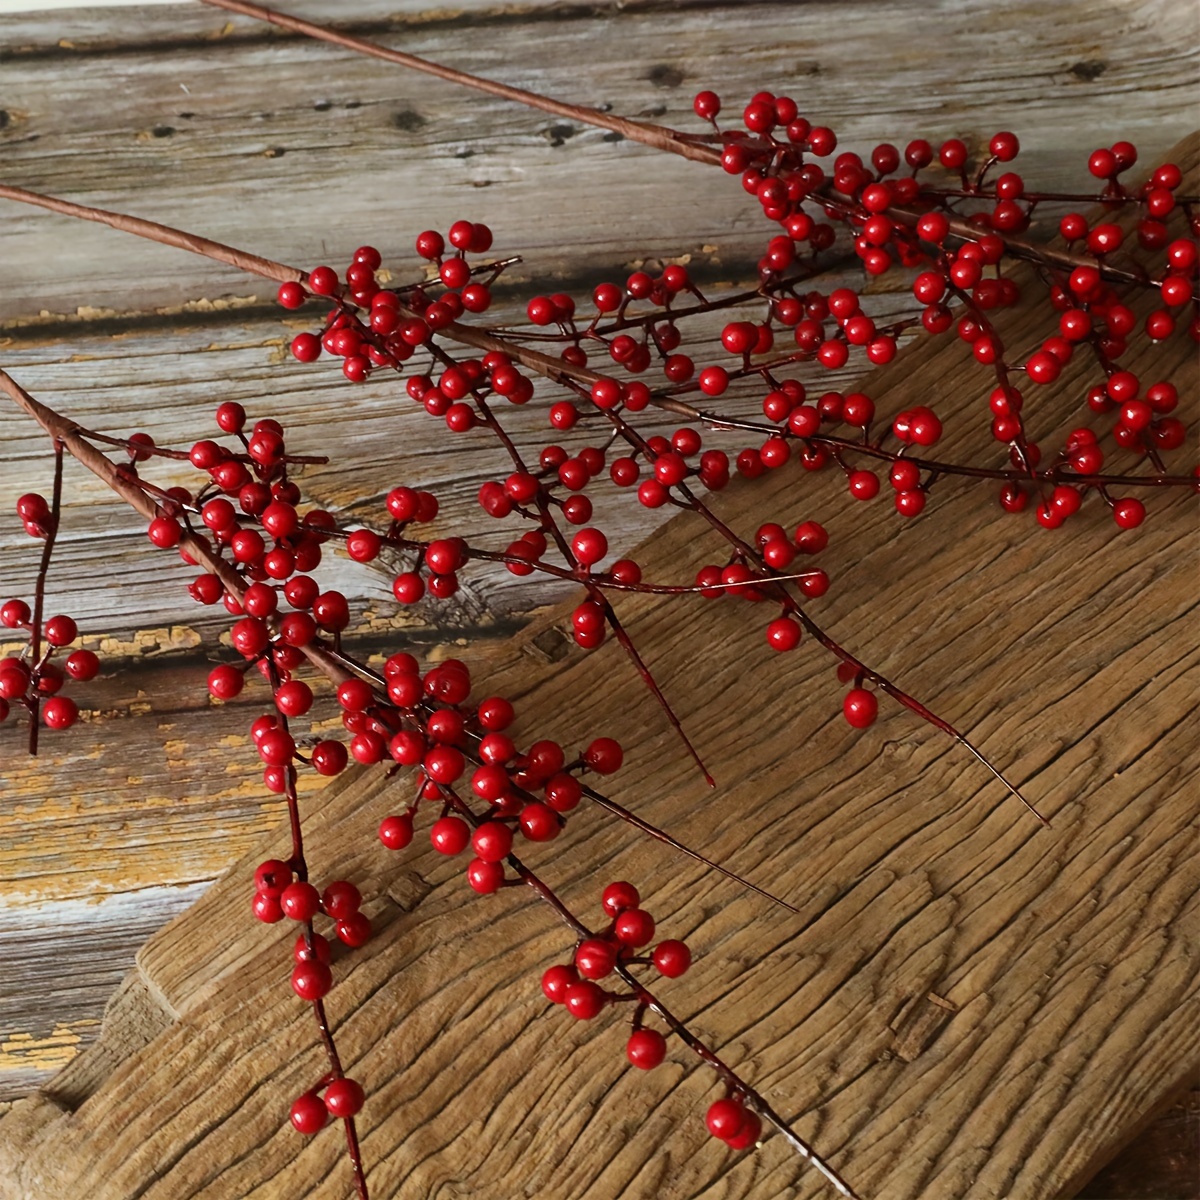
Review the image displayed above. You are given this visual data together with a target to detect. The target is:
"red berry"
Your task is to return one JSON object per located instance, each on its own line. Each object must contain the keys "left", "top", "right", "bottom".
{"left": 290, "top": 1093, "right": 328, "bottom": 1134}
{"left": 379, "top": 813, "right": 415, "bottom": 850}
{"left": 64, "top": 649, "right": 100, "bottom": 681}
{"left": 766, "top": 616, "right": 802, "bottom": 652}
{"left": 323, "top": 1077, "right": 365, "bottom": 1118}
{"left": 626, "top": 1028, "right": 668, "bottom": 1070}
{"left": 307, "top": 265, "right": 338, "bottom": 295}
{"left": 518, "top": 801, "right": 560, "bottom": 842}
{"left": 291, "top": 961, "right": 333, "bottom": 1001}
{"left": 847, "top": 470, "right": 880, "bottom": 501}
{"left": 1112, "top": 498, "right": 1146, "bottom": 530}
{"left": 312, "top": 739, "right": 349, "bottom": 777}
{"left": 322, "top": 880, "right": 361, "bottom": 919}
{"left": 575, "top": 938, "right": 618, "bottom": 980}
{"left": 583, "top": 737, "right": 623, "bottom": 774}
{"left": 336, "top": 912, "right": 372, "bottom": 948}
{"left": 706, "top": 1098, "right": 747, "bottom": 1140}
{"left": 430, "top": 815, "right": 470, "bottom": 856}
{"left": 281, "top": 881, "right": 321, "bottom": 921}
{"left": 472, "top": 821, "right": 513, "bottom": 863}
{"left": 843, "top": 688, "right": 878, "bottom": 729}
{"left": 44, "top": 614, "right": 78, "bottom": 647}
{"left": 652, "top": 940, "right": 691, "bottom": 978}
{"left": 41, "top": 695, "right": 78, "bottom": 730}
{"left": 725, "top": 1110, "right": 763, "bottom": 1150}
{"left": 564, "top": 980, "right": 606, "bottom": 1020}
{"left": 541, "top": 964, "right": 579, "bottom": 1004}
{"left": 614, "top": 908, "right": 656, "bottom": 947}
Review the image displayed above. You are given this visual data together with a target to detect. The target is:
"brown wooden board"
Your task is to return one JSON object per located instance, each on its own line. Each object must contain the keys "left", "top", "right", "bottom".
{"left": 0, "top": 2, "right": 1197, "bottom": 1197}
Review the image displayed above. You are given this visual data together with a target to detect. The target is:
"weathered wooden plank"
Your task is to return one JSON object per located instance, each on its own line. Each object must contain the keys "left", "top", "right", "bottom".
{"left": 1, "top": 0, "right": 1196, "bottom": 321}
{"left": 0, "top": 2, "right": 1196, "bottom": 1193}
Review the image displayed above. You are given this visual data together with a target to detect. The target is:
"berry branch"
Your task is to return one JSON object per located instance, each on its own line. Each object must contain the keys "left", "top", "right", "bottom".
{"left": 1, "top": 19, "right": 1195, "bottom": 1197}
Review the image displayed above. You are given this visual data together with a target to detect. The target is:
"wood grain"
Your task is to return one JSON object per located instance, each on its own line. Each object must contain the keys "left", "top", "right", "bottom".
{"left": 0, "top": 1, "right": 1197, "bottom": 1196}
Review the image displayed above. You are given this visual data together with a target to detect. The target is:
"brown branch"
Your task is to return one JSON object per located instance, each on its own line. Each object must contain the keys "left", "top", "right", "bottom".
{"left": 197, "top": 0, "right": 720, "bottom": 166}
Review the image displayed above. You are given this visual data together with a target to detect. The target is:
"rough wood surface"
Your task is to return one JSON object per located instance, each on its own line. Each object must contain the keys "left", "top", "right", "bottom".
{"left": 0, "top": 1, "right": 1197, "bottom": 1197}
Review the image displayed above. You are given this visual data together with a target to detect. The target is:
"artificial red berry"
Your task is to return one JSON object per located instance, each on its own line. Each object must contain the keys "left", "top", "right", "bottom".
{"left": 652, "top": 940, "right": 691, "bottom": 978}
{"left": 43, "top": 614, "right": 78, "bottom": 646}
{"left": 335, "top": 912, "right": 372, "bottom": 948}
{"left": 430, "top": 815, "right": 470, "bottom": 856}
{"left": 290, "top": 1092, "right": 328, "bottom": 1134}
{"left": 843, "top": 688, "right": 878, "bottom": 729}
{"left": 626, "top": 1028, "right": 668, "bottom": 1070}
{"left": 519, "top": 802, "right": 560, "bottom": 842}
{"left": 64, "top": 649, "right": 100, "bottom": 681}
{"left": 614, "top": 908, "right": 656, "bottom": 947}
{"left": 41, "top": 695, "right": 78, "bottom": 730}
{"left": 766, "top": 616, "right": 802, "bottom": 652}
{"left": 281, "top": 881, "right": 321, "bottom": 921}
{"left": 291, "top": 961, "right": 333, "bottom": 1001}
{"left": 583, "top": 737, "right": 623, "bottom": 774}
{"left": 706, "top": 1098, "right": 747, "bottom": 1140}
{"left": 542, "top": 964, "right": 579, "bottom": 1004}
{"left": 564, "top": 980, "right": 606, "bottom": 1020}
{"left": 252, "top": 892, "right": 283, "bottom": 923}
{"left": 312, "top": 739, "right": 349, "bottom": 777}
{"left": 379, "top": 813, "right": 415, "bottom": 850}
{"left": 322, "top": 880, "right": 361, "bottom": 920}
{"left": 472, "top": 821, "right": 513, "bottom": 863}
{"left": 725, "top": 1110, "right": 763, "bottom": 1150}
{"left": 324, "top": 1077, "right": 365, "bottom": 1118}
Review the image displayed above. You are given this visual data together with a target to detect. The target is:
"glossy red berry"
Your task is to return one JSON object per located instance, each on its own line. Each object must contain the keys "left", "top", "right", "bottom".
{"left": 519, "top": 802, "right": 560, "bottom": 842}
{"left": 601, "top": 881, "right": 640, "bottom": 916}
{"left": 322, "top": 880, "right": 361, "bottom": 920}
{"left": 583, "top": 737, "right": 623, "bottom": 774}
{"left": 614, "top": 908, "right": 656, "bottom": 947}
{"left": 64, "top": 649, "right": 100, "bottom": 681}
{"left": 766, "top": 616, "right": 802, "bottom": 652}
{"left": 843, "top": 688, "right": 878, "bottom": 729}
{"left": 312, "top": 739, "right": 349, "bottom": 777}
{"left": 725, "top": 1109, "right": 763, "bottom": 1150}
{"left": 564, "top": 980, "right": 606, "bottom": 1020}
{"left": 44, "top": 614, "right": 78, "bottom": 646}
{"left": 652, "top": 940, "right": 691, "bottom": 978}
{"left": 430, "top": 815, "right": 470, "bottom": 856}
{"left": 541, "top": 964, "right": 579, "bottom": 1004}
{"left": 290, "top": 1092, "right": 328, "bottom": 1134}
{"left": 379, "top": 813, "right": 415, "bottom": 850}
{"left": 41, "top": 695, "right": 78, "bottom": 730}
{"left": 280, "top": 881, "right": 321, "bottom": 921}
{"left": 1112, "top": 498, "right": 1146, "bottom": 529}
{"left": 706, "top": 1098, "right": 747, "bottom": 1140}
{"left": 291, "top": 960, "right": 333, "bottom": 1001}
{"left": 575, "top": 938, "right": 618, "bottom": 980}
{"left": 323, "top": 1077, "right": 365, "bottom": 1119}
{"left": 471, "top": 821, "right": 513, "bottom": 863}
{"left": 626, "top": 1028, "right": 668, "bottom": 1070}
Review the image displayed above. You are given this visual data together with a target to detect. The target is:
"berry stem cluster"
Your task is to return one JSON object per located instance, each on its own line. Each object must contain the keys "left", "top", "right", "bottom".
{"left": 1, "top": 15, "right": 1195, "bottom": 1197}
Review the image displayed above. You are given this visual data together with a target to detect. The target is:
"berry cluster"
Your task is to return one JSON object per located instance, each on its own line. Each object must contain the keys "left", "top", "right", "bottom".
{"left": 0, "top": 597, "right": 94, "bottom": 732}
{"left": 0, "top": 480, "right": 98, "bottom": 742}
{"left": 284, "top": 221, "right": 500, "bottom": 388}
{"left": 540, "top": 881, "right": 689, "bottom": 1023}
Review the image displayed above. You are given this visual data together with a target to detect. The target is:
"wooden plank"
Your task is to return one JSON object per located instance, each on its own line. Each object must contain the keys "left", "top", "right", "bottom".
{"left": 0, "top": 148, "right": 1194, "bottom": 1192}
{"left": 1, "top": 0, "right": 1197, "bottom": 321}
{"left": 0, "top": 1, "right": 1196, "bottom": 1191}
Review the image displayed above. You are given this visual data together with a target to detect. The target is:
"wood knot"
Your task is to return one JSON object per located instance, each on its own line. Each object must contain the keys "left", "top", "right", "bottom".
{"left": 889, "top": 990, "right": 959, "bottom": 1062}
